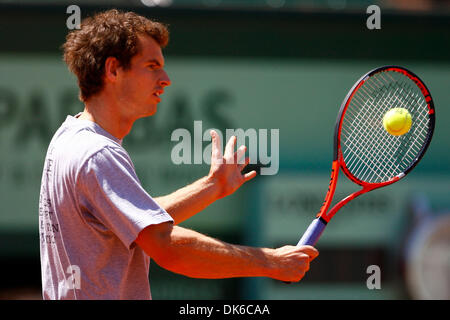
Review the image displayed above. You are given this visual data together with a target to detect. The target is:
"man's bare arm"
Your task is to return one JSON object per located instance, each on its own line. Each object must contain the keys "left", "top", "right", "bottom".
{"left": 153, "top": 175, "right": 220, "bottom": 225}
{"left": 135, "top": 222, "right": 318, "bottom": 282}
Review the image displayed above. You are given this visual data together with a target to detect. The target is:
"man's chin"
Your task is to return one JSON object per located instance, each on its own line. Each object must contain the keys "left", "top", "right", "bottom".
{"left": 139, "top": 105, "right": 157, "bottom": 118}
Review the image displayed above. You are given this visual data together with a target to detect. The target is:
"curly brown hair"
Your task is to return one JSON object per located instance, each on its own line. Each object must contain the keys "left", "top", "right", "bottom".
{"left": 63, "top": 9, "right": 169, "bottom": 102}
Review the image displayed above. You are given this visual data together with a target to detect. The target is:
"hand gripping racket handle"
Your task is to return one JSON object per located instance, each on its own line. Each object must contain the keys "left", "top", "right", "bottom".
{"left": 284, "top": 218, "right": 327, "bottom": 284}
{"left": 297, "top": 217, "right": 327, "bottom": 246}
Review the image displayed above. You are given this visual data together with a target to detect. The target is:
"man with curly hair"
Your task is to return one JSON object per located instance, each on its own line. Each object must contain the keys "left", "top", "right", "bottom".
{"left": 39, "top": 9, "right": 318, "bottom": 300}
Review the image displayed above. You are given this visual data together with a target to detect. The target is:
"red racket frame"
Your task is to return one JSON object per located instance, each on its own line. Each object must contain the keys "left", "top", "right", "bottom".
{"left": 316, "top": 66, "right": 435, "bottom": 224}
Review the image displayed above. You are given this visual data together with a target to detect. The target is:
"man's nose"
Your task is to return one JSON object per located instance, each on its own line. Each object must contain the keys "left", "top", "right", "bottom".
{"left": 159, "top": 70, "right": 171, "bottom": 87}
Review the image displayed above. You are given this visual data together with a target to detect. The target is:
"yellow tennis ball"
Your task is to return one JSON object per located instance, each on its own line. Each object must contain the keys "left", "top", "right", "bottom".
{"left": 383, "top": 108, "right": 412, "bottom": 136}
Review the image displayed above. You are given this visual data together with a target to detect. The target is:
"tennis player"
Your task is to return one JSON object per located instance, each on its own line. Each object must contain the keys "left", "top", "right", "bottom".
{"left": 38, "top": 9, "right": 318, "bottom": 300}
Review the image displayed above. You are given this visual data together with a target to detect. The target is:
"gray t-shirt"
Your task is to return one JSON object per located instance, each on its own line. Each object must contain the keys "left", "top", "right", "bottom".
{"left": 39, "top": 114, "right": 174, "bottom": 300}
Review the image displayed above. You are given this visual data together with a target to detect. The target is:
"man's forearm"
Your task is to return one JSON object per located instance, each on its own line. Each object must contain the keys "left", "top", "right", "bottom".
{"left": 136, "top": 222, "right": 317, "bottom": 282}
{"left": 155, "top": 226, "right": 276, "bottom": 279}
{"left": 154, "top": 175, "right": 220, "bottom": 225}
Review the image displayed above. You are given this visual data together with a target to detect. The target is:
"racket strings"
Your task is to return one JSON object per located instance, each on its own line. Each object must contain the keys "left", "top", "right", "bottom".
{"left": 346, "top": 81, "right": 425, "bottom": 181}
{"left": 373, "top": 77, "right": 430, "bottom": 160}
{"left": 340, "top": 70, "right": 430, "bottom": 183}
{"left": 344, "top": 74, "right": 428, "bottom": 182}
{"left": 343, "top": 97, "right": 392, "bottom": 180}
{"left": 343, "top": 83, "right": 409, "bottom": 180}
{"left": 362, "top": 80, "right": 425, "bottom": 165}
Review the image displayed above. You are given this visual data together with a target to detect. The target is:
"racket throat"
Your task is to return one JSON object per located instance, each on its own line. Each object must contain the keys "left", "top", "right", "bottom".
{"left": 327, "top": 186, "right": 377, "bottom": 218}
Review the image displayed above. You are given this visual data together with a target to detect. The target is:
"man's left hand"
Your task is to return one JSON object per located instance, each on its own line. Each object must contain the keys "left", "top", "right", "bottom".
{"left": 208, "top": 130, "right": 257, "bottom": 199}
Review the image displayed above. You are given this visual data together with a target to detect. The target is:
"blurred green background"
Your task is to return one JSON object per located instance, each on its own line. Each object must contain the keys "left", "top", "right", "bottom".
{"left": 0, "top": 0, "right": 449, "bottom": 300}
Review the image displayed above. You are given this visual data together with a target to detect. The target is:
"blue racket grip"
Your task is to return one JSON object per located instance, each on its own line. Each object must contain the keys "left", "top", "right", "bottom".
{"left": 297, "top": 217, "right": 327, "bottom": 246}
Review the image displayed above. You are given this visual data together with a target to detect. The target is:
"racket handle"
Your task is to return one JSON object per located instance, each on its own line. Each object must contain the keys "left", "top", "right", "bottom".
{"left": 284, "top": 218, "right": 327, "bottom": 284}
{"left": 297, "top": 217, "right": 327, "bottom": 246}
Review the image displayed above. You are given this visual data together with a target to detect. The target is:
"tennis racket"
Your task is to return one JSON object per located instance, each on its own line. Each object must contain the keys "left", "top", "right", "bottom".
{"left": 297, "top": 65, "right": 435, "bottom": 247}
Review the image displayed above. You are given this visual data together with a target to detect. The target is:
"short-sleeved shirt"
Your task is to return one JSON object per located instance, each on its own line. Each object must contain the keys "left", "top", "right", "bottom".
{"left": 39, "top": 114, "right": 174, "bottom": 300}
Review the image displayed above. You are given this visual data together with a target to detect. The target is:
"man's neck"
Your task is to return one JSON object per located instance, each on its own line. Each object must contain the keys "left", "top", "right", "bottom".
{"left": 80, "top": 95, "right": 134, "bottom": 140}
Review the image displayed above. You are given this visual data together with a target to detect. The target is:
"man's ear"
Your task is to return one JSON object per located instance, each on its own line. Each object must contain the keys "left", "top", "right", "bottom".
{"left": 104, "top": 57, "right": 120, "bottom": 83}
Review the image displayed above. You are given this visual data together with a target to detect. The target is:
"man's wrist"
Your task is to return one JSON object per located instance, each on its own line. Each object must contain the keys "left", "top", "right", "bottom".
{"left": 204, "top": 174, "right": 223, "bottom": 200}
{"left": 261, "top": 248, "right": 278, "bottom": 278}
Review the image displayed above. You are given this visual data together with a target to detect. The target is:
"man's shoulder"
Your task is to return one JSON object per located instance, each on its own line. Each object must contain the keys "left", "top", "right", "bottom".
{"left": 49, "top": 121, "right": 126, "bottom": 169}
